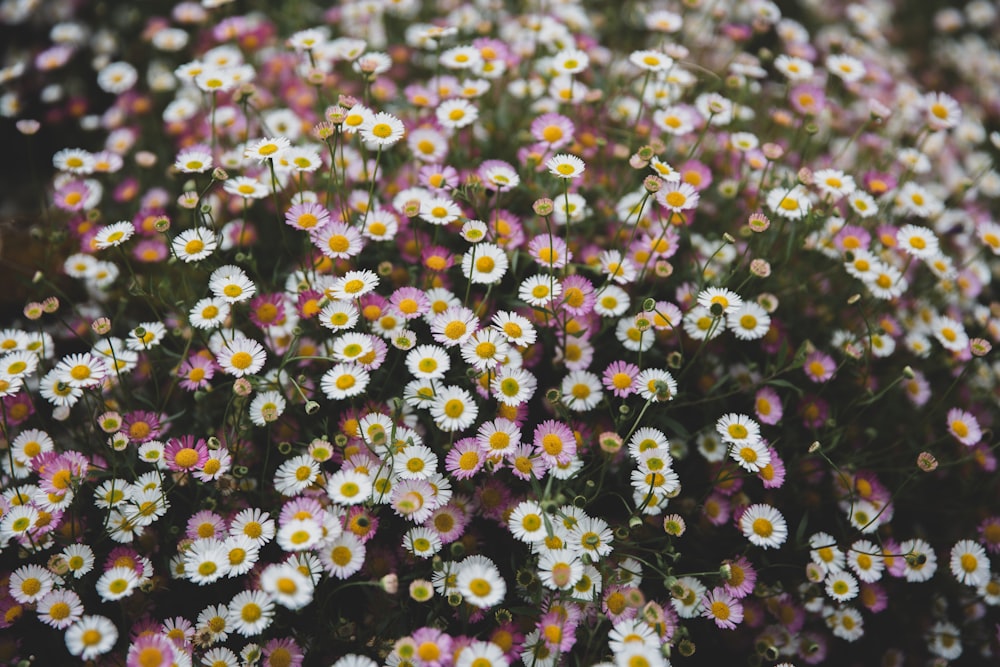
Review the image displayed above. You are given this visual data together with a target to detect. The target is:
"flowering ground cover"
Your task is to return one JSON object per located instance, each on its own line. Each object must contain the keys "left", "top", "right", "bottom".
{"left": 1, "top": 0, "right": 999, "bottom": 665}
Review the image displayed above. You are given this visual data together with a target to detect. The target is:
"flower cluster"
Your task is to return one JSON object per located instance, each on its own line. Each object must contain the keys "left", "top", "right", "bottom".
{"left": 1, "top": 0, "right": 999, "bottom": 665}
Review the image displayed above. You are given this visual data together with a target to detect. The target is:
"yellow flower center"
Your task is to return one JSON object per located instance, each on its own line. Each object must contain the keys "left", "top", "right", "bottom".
{"left": 174, "top": 447, "right": 199, "bottom": 468}
{"left": 752, "top": 517, "right": 773, "bottom": 537}
{"left": 230, "top": 351, "right": 253, "bottom": 369}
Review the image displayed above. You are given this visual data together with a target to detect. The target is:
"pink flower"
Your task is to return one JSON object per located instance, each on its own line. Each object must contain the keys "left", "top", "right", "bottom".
{"left": 263, "top": 637, "right": 304, "bottom": 667}
{"left": 723, "top": 556, "right": 757, "bottom": 599}
{"left": 602, "top": 360, "right": 640, "bottom": 398}
{"left": 533, "top": 420, "right": 577, "bottom": 466}
{"left": 753, "top": 387, "right": 783, "bottom": 425}
{"left": 163, "top": 435, "right": 209, "bottom": 472}
{"left": 126, "top": 633, "right": 175, "bottom": 667}
{"left": 946, "top": 407, "right": 982, "bottom": 446}
{"left": 177, "top": 354, "right": 215, "bottom": 391}
{"left": 702, "top": 587, "right": 744, "bottom": 629}
{"left": 803, "top": 351, "right": 836, "bottom": 383}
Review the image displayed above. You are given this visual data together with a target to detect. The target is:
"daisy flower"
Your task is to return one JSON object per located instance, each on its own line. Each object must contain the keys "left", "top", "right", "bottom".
{"left": 227, "top": 590, "right": 275, "bottom": 637}
{"left": 863, "top": 262, "right": 907, "bottom": 300}
{"left": 406, "top": 344, "right": 451, "bottom": 380}
{"left": 94, "top": 220, "right": 135, "bottom": 249}
{"left": 716, "top": 413, "right": 761, "bottom": 447}
{"left": 729, "top": 438, "right": 770, "bottom": 473}
{"left": 848, "top": 540, "right": 885, "bottom": 583}
{"left": 635, "top": 368, "right": 677, "bottom": 402}
{"left": 65, "top": 615, "right": 118, "bottom": 660}
{"left": 408, "top": 127, "right": 449, "bottom": 162}
{"left": 261, "top": 562, "right": 314, "bottom": 609}
{"left": 126, "top": 634, "right": 176, "bottom": 667}
{"left": 37, "top": 589, "right": 84, "bottom": 629}
{"left": 813, "top": 168, "right": 856, "bottom": 199}
{"left": 328, "top": 270, "right": 379, "bottom": 301}
{"left": 461, "top": 242, "right": 509, "bottom": 284}
{"left": 519, "top": 274, "right": 561, "bottom": 306}
{"left": 460, "top": 328, "right": 509, "bottom": 371}
{"left": 245, "top": 136, "right": 290, "bottom": 162}
{"left": 273, "top": 456, "right": 320, "bottom": 497}
{"left": 728, "top": 301, "right": 771, "bottom": 340}
{"left": 170, "top": 227, "right": 218, "bottom": 263}
{"left": 404, "top": 526, "right": 443, "bottom": 559}
{"left": 312, "top": 221, "right": 365, "bottom": 260}
{"left": 320, "top": 533, "right": 366, "bottom": 578}
{"left": 895, "top": 224, "right": 939, "bottom": 259}
{"left": 951, "top": 539, "right": 990, "bottom": 586}
{"left": 436, "top": 98, "right": 478, "bottom": 129}
{"left": 568, "top": 515, "right": 614, "bottom": 559}
{"left": 456, "top": 556, "right": 506, "bottom": 609}
{"left": 53, "top": 148, "right": 96, "bottom": 174}
{"left": 657, "top": 181, "right": 699, "bottom": 212}
{"left": 603, "top": 360, "right": 639, "bottom": 398}
{"left": 491, "top": 311, "right": 536, "bottom": 347}
{"left": 900, "top": 538, "right": 937, "bottom": 582}
{"left": 683, "top": 305, "right": 726, "bottom": 340}
{"left": 229, "top": 508, "right": 275, "bottom": 547}
{"left": 848, "top": 190, "right": 878, "bottom": 217}
{"left": 946, "top": 407, "right": 981, "bottom": 446}
{"left": 825, "top": 570, "right": 859, "bottom": 602}
{"left": 537, "top": 549, "right": 584, "bottom": 590}
{"left": 590, "top": 285, "right": 629, "bottom": 318}
{"left": 804, "top": 351, "right": 836, "bottom": 383}
{"left": 440, "top": 438, "right": 481, "bottom": 480}
{"left": 829, "top": 607, "right": 865, "bottom": 642}
{"left": 317, "top": 300, "right": 359, "bottom": 331}
{"left": 430, "top": 305, "right": 479, "bottom": 348}
{"left": 248, "top": 389, "right": 287, "bottom": 427}
{"left": 217, "top": 337, "right": 266, "bottom": 377}
{"left": 163, "top": 436, "right": 208, "bottom": 473}
{"left": 393, "top": 444, "right": 438, "bottom": 480}
{"left": 534, "top": 420, "right": 577, "bottom": 466}
{"left": 932, "top": 315, "right": 969, "bottom": 352}
{"left": 430, "top": 385, "right": 478, "bottom": 432}
{"left": 185, "top": 538, "right": 230, "bottom": 585}
{"left": 531, "top": 112, "right": 574, "bottom": 148}
{"left": 209, "top": 265, "right": 256, "bottom": 303}
{"left": 174, "top": 148, "right": 212, "bottom": 173}
{"left": 188, "top": 297, "right": 230, "bottom": 330}
{"left": 97, "top": 565, "right": 140, "bottom": 602}
{"left": 561, "top": 370, "right": 603, "bottom": 411}
{"left": 177, "top": 354, "right": 215, "bottom": 391}
{"left": 55, "top": 352, "right": 107, "bottom": 388}
{"left": 721, "top": 556, "right": 756, "bottom": 599}
{"left": 653, "top": 106, "right": 696, "bottom": 136}
{"left": 9, "top": 563, "right": 54, "bottom": 603}
{"left": 360, "top": 111, "right": 405, "bottom": 147}
{"left": 739, "top": 504, "right": 788, "bottom": 549}
{"left": 767, "top": 184, "right": 812, "bottom": 219}
{"left": 546, "top": 153, "right": 586, "bottom": 179}
{"left": 826, "top": 53, "right": 866, "bottom": 82}
{"left": 702, "top": 587, "right": 744, "bottom": 629}
{"left": 629, "top": 49, "right": 673, "bottom": 72}
{"left": 62, "top": 543, "right": 96, "bottom": 578}
{"left": 284, "top": 201, "right": 330, "bottom": 231}
{"left": 924, "top": 91, "right": 961, "bottom": 130}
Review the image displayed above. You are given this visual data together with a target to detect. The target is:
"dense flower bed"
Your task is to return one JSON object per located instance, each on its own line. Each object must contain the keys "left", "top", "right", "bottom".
{"left": 1, "top": 0, "right": 999, "bottom": 665}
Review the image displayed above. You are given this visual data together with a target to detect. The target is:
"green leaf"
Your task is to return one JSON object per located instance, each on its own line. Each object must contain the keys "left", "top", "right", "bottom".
{"left": 764, "top": 378, "right": 804, "bottom": 397}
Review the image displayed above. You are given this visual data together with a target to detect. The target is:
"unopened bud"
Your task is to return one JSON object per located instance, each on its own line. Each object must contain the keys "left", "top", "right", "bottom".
{"left": 533, "top": 198, "right": 554, "bottom": 216}
{"left": 92, "top": 317, "right": 112, "bottom": 335}
{"left": 917, "top": 451, "right": 938, "bottom": 472}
